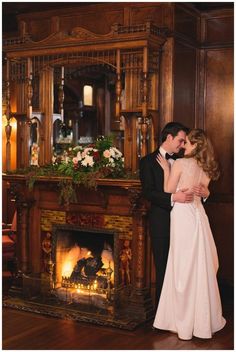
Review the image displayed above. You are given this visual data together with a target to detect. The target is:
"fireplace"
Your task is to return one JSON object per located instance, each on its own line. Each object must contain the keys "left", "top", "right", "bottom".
{"left": 3, "top": 176, "right": 155, "bottom": 330}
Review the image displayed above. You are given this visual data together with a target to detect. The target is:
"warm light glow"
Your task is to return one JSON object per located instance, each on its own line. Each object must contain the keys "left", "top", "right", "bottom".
{"left": 58, "top": 244, "right": 115, "bottom": 286}
{"left": 62, "top": 262, "right": 73, "bottom": 278}
{"left": 2, "top": 115, "right": 17, "bottom": 171}
{"left": 83, "top": 85, "right": 93, "bottom": 106}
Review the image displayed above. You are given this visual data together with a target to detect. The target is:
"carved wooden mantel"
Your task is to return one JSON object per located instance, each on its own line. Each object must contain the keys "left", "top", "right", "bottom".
{"left": 3, "top": 173, "right": 154, "bottom": 319}
{"left": 3, "top": 20, "right": 167, "bottom": 172}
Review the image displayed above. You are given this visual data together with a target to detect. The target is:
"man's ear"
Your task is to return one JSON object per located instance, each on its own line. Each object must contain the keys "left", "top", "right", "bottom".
{"left": 166, "top": 134, "right": 173, "bottom": 142}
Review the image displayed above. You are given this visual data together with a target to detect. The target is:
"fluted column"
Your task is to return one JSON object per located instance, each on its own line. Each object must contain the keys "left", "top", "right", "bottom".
{"left": 21, "top": 57, "right": 33, "bottom": 167}
{"left": 40, "top": 67, "right": 54, "bottom": 164}
{"left": 5, "top": 58, "right": 12, "bottom": 171}
{"left": 115, "top": 49, "right": 122, "bottom": 123}
{"left": 140, "top": 47, "right": 149, "bottom": 157}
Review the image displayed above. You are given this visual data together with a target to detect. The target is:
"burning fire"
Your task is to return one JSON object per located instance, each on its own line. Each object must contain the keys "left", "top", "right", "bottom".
{"left": 59, "top": 244, "right": 114, "bottom": 284}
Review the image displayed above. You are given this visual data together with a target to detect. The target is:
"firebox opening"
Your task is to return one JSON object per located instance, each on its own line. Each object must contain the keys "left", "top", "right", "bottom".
{"left": 52, "top": 225, "right": 118, "bottom": 309}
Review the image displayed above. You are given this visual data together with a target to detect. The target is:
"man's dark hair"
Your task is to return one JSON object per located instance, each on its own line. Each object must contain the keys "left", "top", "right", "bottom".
{"left": 161, "top": 122, "right": 189, "bottom": 143}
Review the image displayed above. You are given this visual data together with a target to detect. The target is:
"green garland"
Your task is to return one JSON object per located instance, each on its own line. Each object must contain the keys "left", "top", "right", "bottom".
{"left": 7, "top": 136, "right": 138, "bottom": 205}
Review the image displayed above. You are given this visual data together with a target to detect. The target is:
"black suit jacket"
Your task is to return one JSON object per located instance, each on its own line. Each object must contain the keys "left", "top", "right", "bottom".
{"left": 139, "top": 148, "right": 172, "bottom": 238}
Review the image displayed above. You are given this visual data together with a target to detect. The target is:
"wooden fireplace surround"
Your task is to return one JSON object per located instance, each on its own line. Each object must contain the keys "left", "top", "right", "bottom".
{"left": 3, "top": 173, "right": 155, "bottom": 322}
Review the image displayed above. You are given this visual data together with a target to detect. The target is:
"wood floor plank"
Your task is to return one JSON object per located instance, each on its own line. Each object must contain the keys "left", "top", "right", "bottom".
{"left": 2, "top": 280, "right": 233, "bottom": 350}
{"left": 2, "top": 303, "right": 233, "bottom": 350}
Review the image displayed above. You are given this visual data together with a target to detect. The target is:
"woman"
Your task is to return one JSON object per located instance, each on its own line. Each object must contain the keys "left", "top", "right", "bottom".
{"left": 153, "top": 129, "right": 226, "bottom": 340}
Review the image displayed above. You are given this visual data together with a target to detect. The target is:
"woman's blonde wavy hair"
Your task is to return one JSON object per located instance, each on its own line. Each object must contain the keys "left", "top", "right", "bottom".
{"left": 185, "top": 129, "right": 220, "bottom": 180}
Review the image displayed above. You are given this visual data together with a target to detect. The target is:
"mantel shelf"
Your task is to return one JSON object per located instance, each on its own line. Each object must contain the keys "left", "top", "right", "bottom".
{"left": 2, "top": 173, "right": 141, "bottom": 190}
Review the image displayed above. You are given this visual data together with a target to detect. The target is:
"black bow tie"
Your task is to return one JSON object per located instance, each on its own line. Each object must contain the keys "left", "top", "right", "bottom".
{"left": 165, "top": 153, "right": 176, "bottom": 160}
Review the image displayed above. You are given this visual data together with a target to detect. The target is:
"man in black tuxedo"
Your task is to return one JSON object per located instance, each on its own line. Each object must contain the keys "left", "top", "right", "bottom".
{"left": 140, "top": 122, "right": 209, "bottom": 305}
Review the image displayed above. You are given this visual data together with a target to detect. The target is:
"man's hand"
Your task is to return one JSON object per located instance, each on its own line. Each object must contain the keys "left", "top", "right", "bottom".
{"left": 192, "top": 183, "right": 210, "bottom": 199}
{"left": 173, "top": 188, "right": 194, "bottom": 203}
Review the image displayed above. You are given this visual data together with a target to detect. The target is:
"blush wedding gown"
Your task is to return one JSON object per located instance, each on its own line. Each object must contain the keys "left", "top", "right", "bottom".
{"left": 153, "top": 158, "right": 226, "bottom": 340}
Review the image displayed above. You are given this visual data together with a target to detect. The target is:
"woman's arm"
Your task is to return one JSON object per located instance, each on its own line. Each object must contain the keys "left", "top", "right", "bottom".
{"left": 156, "top": 154, "right": 170, "bottom": 192}
{"left": 166, "top": 161, "right": 182, "bottom": 193}
{"left": 156, "top": 155, "right": 182, "bottom": 193}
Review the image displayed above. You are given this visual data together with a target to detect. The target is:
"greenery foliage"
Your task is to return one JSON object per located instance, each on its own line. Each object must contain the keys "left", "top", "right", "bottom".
{"left": 7, "top": 136, "right": 130, "bottom": 205}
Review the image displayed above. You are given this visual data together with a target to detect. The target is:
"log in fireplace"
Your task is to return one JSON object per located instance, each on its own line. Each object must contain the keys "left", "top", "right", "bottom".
{"left": 52, "top": 225, "right": 119, "bottom": 309}
{"left": 3, "top": 175, "right": 155, "bottom": 329}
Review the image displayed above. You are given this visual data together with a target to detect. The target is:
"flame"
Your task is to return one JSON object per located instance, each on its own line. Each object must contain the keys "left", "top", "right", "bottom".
{"left": 60, "top": 245, "right": 81, "bottom": 277}
{"left": 59, "top": 244, "right": 115, "bottom": 285}
{"left": 62, "top": 262, "right": 74, "bottom": 277}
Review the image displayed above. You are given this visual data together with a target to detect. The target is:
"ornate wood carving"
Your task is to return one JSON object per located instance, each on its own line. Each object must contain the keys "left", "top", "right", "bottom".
{"left": 3, "top": 20, "right": 167, "bottom": 172}
{"left": 115, "top": 49, "right": 121, "bottom": 123}
{"left": 5, "top": 59, "right": 12, "bottom": 172}
{"left": 8, "top": 180, "right": 35, "bottom": 273}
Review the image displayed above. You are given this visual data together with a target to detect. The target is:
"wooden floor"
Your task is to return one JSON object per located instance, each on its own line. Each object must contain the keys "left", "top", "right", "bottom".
{"left": 2, "top": 276, "right": 234, "bottom": 350}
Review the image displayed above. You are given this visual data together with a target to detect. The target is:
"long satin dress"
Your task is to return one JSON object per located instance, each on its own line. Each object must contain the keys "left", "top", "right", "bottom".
{"left": 153, "top": 158, "right": 226, "bottom": 340}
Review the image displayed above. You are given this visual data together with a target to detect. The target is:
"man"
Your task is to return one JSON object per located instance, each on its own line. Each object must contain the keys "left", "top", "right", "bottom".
{"left": 139, "top": 122, "right": 209, "bottom": 305}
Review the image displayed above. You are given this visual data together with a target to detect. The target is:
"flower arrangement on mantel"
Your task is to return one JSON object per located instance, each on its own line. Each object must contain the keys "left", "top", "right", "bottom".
{"left": 8, "top": 136, "right": 132, "bottom": 205}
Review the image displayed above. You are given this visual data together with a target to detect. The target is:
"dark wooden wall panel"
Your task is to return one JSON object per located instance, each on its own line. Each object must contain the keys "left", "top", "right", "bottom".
{"left": 18, "top": 3, "right": 173, "bottom": 40}
{"left": 130, "top": 3, "right": 168, "bottom": 27}
{"left": 205, "top": 203, "right": 233, "bottom": 285}
{"left": 28, "top": 18, "right": 51, "bottom": 41}
{"left": 60, "top": 10, "right": 124, "bottom": 34}
{"left": 205, "top": 15, "right": 234, "bottom": 44}
{"left": 173, "top": 41, "right": 196, "bottom": 128}
{"left": 174, "top": 5, "right": 198, "bottom": 41}
{"left": 204, "top": 48, "right": 234, "bottom": 196}
{"left": 203, "top": 47, "right": 233, "bottom": 285}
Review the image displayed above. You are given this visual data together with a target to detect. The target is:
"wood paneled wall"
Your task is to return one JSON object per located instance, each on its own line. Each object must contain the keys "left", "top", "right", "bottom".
{"left": 198, "top": 9, "right": 234, "bottom": 286}
{"left": 173, "top": 41, "right": 196, "bottom": 128}
{"left": 163, "top": 4, "right": 234, "bottom": 285}
{"left": 17, "top": 2, "right": 173, "bottom": 40}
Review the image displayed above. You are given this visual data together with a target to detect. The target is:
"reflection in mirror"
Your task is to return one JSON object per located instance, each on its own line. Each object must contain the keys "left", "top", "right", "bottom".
{"left": 53, "top": 119, "right": 73, "bottom": 156}
{"left": 83, "top": 85, "right": 93, "bottom": 106}
{"left": 30, "top": 117, "right": 40, "bottom": 166}
{"left": 53, "top": 64, "right": 122, "bottom": 152}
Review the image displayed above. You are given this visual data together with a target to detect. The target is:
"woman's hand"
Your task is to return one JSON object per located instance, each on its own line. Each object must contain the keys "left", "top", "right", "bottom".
{"left": 192, "top": 183, "right": 210, "bottom": 199}
{"left": 156, "top": 154, "right": 170, "bottom": 172}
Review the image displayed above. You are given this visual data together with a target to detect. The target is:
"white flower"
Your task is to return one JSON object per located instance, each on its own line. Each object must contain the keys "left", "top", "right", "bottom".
{"left": 113, "top": 147, "right": 123, "bottom": 158}
{"left": 81, "top": 155, "right": 94, "bottom": 167}
{"left": 109, "top": 148, "right": 115, "bottom": 158}
{"left": 108, "top": 158, "right": 115, "bottom": 167}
